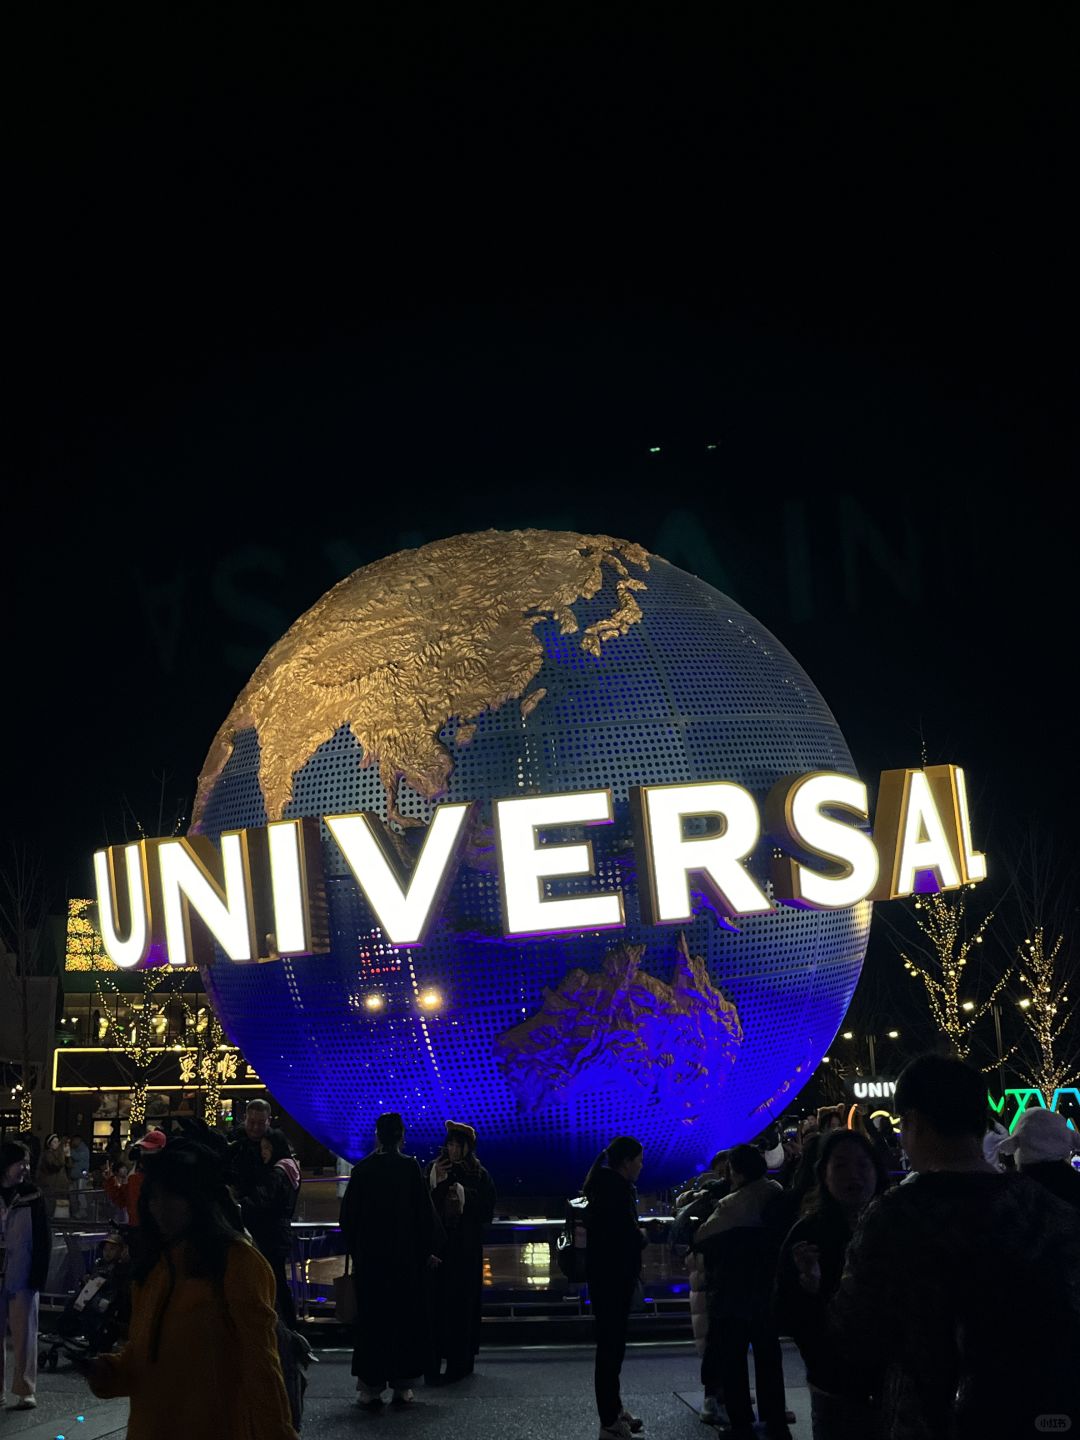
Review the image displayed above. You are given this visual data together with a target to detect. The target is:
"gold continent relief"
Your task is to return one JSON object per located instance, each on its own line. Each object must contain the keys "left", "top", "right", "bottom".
{"left": 191, "top": 529, "right": 650, "bottom": 828}
{"left": 496, "top": 935, "right": 744, "bottom": 1119}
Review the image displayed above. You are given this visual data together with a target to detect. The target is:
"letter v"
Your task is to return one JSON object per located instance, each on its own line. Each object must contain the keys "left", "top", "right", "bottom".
{"left": 325, "top": 804, "right": 472, "bottom": 946}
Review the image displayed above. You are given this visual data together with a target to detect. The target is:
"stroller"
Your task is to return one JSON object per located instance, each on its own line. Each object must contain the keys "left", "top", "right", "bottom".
{"left": 39, "top": 1228, "right": 132, "bottom": 1373}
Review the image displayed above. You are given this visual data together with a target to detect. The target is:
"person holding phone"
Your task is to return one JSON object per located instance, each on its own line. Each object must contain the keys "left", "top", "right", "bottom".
{"left": 103, "top": 1129, "right": 167, "bottom": 1227}
{"left": 775, "top": 1128, "right": 889, "bottom": 1438}
{"left": 425, "top": 1120, "right": 496, "bottom": 1386}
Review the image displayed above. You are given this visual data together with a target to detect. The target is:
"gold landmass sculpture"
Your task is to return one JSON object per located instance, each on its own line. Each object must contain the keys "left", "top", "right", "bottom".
{"left": 191, "top": 529, "right": 650, "bottom": 829}
{"left": 495, "top": 933, "right": 743, "bottom": 1120}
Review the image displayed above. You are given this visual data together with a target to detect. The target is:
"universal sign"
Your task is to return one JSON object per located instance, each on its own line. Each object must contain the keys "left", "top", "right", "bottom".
{"left": 92, "top": 764, "right": 985, "bottom": 969}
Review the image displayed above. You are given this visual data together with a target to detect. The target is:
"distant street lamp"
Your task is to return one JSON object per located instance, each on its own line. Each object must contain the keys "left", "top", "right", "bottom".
{"left": 840, "top": 1029, "right": 901, "bottom": 1076}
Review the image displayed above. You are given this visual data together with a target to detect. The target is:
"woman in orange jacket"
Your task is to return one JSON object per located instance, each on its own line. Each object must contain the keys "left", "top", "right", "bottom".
{"left": 83, "top": 1128, "right": 297, "bottom": 1440}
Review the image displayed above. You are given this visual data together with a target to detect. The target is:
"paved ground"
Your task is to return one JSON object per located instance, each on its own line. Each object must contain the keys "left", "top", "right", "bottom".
{"left": 6, "top": 1340, "right": 812, "bottom": 1438}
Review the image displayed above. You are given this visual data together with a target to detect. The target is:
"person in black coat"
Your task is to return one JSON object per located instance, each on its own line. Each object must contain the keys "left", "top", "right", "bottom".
{"left": 241, "top": 1129, "right": 302, "bottom": 1326}
{"left": 339, "top": 1112, "right": 444, "bottom": 1407}
{"left": 228, "top": 1099, "right": 293, "bottom": 1200}
{"left": 425, "top": 1120, "right": 496, "bottom": 1385}
{"left": 775, "top": 1128, "right": 890, "bottom": 1439}
{"left": 583, "top": 1136, "right": 647, "bottom": 1440}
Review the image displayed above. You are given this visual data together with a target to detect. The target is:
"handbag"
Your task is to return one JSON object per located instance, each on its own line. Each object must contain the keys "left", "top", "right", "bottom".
{"left": 555, "top": 1195, "right": 589, "bottom": 1283}
{"left": 333, "top": 1252, "right": 357, "bottom": 1324}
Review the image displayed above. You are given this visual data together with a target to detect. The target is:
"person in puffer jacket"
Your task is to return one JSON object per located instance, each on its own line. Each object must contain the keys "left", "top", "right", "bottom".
{"left": 673, "top": 1151, "right": 730, "bottom": 1422}
{"left": 0, "top": 1139, "right": 51, "bottom": 1409}
{"left": 694, "top": 1145, "right": 792, "bottom": 1440}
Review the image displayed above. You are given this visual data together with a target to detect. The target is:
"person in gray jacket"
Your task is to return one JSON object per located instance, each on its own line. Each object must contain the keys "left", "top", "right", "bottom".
{"left": 0, "top": 1139, "right": 51, "bottom": 1410}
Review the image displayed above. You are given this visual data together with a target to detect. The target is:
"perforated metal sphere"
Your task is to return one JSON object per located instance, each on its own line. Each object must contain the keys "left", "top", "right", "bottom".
{"left": 195, "top": 532, "right": 869, "bottom": 1191}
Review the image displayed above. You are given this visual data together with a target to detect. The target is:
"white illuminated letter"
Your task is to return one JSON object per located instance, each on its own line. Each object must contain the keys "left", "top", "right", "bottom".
{"left": 157, "top": 833, "right": 257, "bottom": 965}
{"left": 766, "top": 772, "right": 879, "bottom": 909}
{"left": 925, "top": 764, "right": 987, "bottom": 887}
{"left": 632, "top": 781, "right": 771, "bottom": 928}
{"left": 872, "top": 768, "right": 963, "bottom": 900}
{"left": 93, "top": 843, "right": 152, "bottom": 969}
{"left": 954, "top": 767, "right": 987, "bottom": 883}
{"left": 326, "top": 803, "right": 471, "bottom": 947}
{"left": 494, "top": 790, "right": 624, "bottom": 937}
{"left": 266, "top": 819, "right": 328, "bottom": 955}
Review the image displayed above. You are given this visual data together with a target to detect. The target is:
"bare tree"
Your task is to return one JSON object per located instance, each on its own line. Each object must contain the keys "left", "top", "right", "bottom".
{"left": 91, "top": 962, "right": 170, "bottom": 1134}
{"left": 0, "top": 846, "right": 53, "bottom": 1132}
{"left": 178, "top": 998, "right": 227, "bottom": 1124}
{"left": 1013, "top": 929, "right": 1078, "bottom": 1102}
{"left": 887, "top": 886, "right": 1007, "bottom": 1063}
{"left": 1004, "top": 840, "right": 1080, "bottom": 1104}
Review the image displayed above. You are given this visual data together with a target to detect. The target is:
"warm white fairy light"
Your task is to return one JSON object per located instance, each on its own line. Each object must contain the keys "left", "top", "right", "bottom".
{"left": 898, "top": 887, "right": 1002, "bottom": 1061}
{"left": 1015, "top": 927, "right": 1077, "bottom": 1104}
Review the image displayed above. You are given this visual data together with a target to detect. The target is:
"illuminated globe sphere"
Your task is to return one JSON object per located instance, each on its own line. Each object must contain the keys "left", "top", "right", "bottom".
{"left": 192, "top": 530, "right": 869, "bottom": 1191}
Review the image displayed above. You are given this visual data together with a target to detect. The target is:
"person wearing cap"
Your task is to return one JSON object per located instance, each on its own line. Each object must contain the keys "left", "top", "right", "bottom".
{"left": 103, "top": 1128, "right": 167, "bottom": 1228}
{"left": 83, "top": 1127, "right": 297, "bottom": 1440}
{"left": 991, "top": 1107, "right": 1080, "bottom": 1213}
{"left": 425, "top": 1120, "right": 496, "bottom": 1386}
{"left": 340, "top": 1112, "right": 444, "bottom": 1407}
{"left": 0, "top": 1140, "right": 50, "bottom": 1410}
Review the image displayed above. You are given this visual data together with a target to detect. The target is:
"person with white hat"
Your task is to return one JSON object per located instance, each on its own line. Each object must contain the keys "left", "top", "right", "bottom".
{"left": 995, "top": 1108, "right": 1080, "bottom": 1213}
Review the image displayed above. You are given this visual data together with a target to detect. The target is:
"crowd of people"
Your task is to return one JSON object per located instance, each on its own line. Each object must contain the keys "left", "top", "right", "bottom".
{"left": 0, "top": 1100, "right": 307, "bottom": 1431}
{"left": 3, "top": 1056, "right": 1080, "bottom": 1438}
{"left": 653, "top": 1053, "right": 1080, "bottom": 1440}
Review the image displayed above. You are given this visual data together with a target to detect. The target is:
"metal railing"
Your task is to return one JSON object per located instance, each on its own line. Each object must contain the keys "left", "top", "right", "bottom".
{"left": 43, "top": 1190, "right": 690, "bottom": 1330}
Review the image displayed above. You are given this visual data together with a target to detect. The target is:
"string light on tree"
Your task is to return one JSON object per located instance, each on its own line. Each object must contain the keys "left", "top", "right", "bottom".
{"left": 178, "top": 997, "right": 227, "bottom": 1124}
{"left": 896, "top": 885, "right": 1005, "bottom": 1062}
{"left": 1015, "top": 927, "right": 1078, "bottom": 1104}
{"left": 91, "top": 959, "right": 168, "bottom": 1133}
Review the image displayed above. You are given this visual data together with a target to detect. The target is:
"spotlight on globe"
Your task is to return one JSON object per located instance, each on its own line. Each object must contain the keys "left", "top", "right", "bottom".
{"left": 191, "top": 530, "right": 870, "bottom": 1191}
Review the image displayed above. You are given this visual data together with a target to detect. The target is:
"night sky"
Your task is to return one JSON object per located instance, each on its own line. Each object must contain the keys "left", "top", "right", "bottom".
{"left": 6, "top": 4, "right": 1074, "bottom": 1009}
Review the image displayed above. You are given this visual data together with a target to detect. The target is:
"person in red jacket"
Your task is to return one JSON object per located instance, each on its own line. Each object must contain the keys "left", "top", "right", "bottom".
{"left": 103, "top": 1129, "right": 167, "bottom": 1226}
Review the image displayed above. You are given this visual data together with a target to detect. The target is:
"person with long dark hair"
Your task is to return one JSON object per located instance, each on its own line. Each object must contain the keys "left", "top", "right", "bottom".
{"left": 425, "top": 1120, "right": 496, "bottom": 1386}
{"left": 775, "top": 1128, "right": 889, "bottom": 1439}
{"left": 83, "top": 1128, "right": 297, "bottom": 1439}
{"left": 583, "top": 1136, "right": 646, "bottom": 1440}
{"left": 36, "top": 1133, "right": 70, "bottom": 1217}
{"left": 241, "top": 1129, "right": 302, "bottom": 1326}
{"left": 340, "top": 1112, "right": 443, "bottom": 1408}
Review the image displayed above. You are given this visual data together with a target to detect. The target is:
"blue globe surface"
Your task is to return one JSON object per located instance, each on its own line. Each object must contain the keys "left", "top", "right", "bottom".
{"left": 196, "top": 534, "right": 869, "bottom": 1191}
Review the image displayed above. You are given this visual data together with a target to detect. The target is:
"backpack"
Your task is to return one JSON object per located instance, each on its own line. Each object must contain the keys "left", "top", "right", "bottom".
{"left": 554, "top": 1195, "right": 589, "bottom": 1283}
